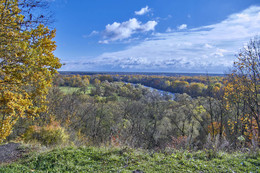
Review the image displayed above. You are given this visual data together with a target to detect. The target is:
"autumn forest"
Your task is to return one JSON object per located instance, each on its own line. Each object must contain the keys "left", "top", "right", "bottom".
{"left": 1, "top": 0, "right": 260, "bottom": 172}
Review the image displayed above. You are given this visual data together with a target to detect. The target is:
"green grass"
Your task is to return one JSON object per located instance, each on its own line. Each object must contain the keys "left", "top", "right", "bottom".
{"left": 85, "top": 84, "right": 95, "bottom": 94}
{"left": 59, "top": 85, "right": 95, "bottom": 95}
{"left": 1, "top": 146, "right": 259, "bottom": 173}
{"left": 59, "top": 86, "right": 80, "bottom": 94}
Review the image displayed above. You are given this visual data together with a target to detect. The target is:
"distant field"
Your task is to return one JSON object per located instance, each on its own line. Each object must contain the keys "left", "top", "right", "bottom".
{"left": 59, "top": 85, "right": 95, "bottom": 94}
{"left": 0, "top": 146, "right": 259, "bottom": 172}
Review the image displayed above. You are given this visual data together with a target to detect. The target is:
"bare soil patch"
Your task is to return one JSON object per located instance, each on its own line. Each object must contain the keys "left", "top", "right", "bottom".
{"left": 0, "top": 143, "right": 26, "bottom": 164}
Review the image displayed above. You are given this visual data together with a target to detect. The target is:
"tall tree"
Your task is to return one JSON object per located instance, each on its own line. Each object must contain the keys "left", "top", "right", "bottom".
{"left": 226, "top": 36, "right": 260, "bottom": 145}
{"left": 0, "top": 0, "right": 61, "bottom": 142}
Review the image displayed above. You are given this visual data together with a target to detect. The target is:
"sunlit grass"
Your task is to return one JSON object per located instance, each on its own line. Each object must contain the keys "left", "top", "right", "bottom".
{"left": 59, "top": 84, "right": 95, "bottom": 95}
{"left": 1, "top": 146, "right": 259, "bottom": 173}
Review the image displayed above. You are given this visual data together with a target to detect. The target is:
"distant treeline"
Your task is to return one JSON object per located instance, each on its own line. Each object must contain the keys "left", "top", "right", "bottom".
{"left": 54, "top": 74, "right": 224, "bottom": 97}
{"left": 59, "top": 71, "right": 225, "bottom": 77}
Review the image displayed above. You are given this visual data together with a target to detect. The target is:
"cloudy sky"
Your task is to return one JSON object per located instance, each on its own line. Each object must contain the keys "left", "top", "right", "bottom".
{"left": 51, "top": 0, "right": 260, "bottom": 73}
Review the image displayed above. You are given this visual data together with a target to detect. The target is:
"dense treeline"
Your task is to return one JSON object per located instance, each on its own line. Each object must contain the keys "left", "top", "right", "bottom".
{"left": 119, "top": 75, "right": 223, "bottom": 97}
{"left": 54, "top": 74, "right": 223, "bottom": 97}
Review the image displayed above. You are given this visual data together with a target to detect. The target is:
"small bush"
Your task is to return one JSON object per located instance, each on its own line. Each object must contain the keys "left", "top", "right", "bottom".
{"left": 23, "top": 121, "right": 69, "bottom": 146}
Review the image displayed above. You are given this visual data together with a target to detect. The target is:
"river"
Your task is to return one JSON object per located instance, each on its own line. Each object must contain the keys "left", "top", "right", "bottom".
{"left": 126, "top": 82, "right": 175, "bottom": 100}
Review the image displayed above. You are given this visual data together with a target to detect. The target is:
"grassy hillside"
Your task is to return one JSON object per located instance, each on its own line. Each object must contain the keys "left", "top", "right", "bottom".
{"left": 0, "top": 146, "right": 259, "bottom": 173}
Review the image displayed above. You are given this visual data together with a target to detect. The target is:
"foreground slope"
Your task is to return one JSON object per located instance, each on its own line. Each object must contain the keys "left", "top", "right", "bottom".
{"left": 0, "top": 146, "right": 259, "bottom": 173}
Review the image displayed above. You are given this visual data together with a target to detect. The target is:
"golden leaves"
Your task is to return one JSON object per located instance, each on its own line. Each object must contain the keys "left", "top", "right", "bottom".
{"left": 0, "top": 0, "right": 61, "bottom": 142}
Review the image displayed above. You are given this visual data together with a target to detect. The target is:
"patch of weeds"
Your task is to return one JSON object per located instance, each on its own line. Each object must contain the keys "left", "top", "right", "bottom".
{"left": 1, "top": 146, "right": 260, "bottom": 173}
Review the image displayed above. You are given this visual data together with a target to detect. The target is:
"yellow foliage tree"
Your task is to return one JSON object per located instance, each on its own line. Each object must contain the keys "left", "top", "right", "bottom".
{"left": 224, "top": 36, "right": 260, "bottom": 144}
{"left": 0, "top": 0, "right": 61, "bottom": 143}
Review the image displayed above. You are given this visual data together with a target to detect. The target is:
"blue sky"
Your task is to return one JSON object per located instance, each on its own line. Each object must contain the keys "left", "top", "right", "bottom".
{"left": 50, "top": 0, "right": 260, "bottom": 73}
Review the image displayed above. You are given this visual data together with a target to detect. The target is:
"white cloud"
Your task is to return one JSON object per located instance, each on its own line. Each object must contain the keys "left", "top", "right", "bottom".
{"left": 101, "top": 18, "right": 157, "bottom": 42}
{"left": 211, "top": 48, "right": 229, "bottom": 57}
{"left": 62, "top": 6, "right": 260, "bottom": 73}
{"left": 166, "top": 27, "right": 173, "bottom": 32}
{"left": 98, "top": 40, "right": 109, "bottom": 44}
{"left": 178, "top": 24, "right": 187, "bottom": 30}
{"left": 90, "top": 30, "right": 99, "bottom": 35}
{"left": 135, "top": 6, "right": 151, "bottom": 15}
{"left": 83, "top": 30, "right": 99, "bottom": 38}
{"left": 204, "top": 43, "right": 213, "bottom": 48}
